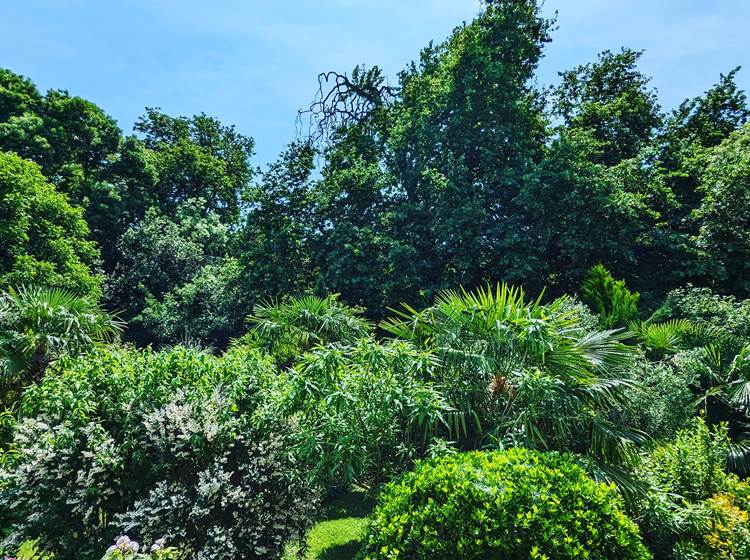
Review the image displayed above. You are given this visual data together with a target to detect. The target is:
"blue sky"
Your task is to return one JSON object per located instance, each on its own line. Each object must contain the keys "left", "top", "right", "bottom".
{"left": 2, "top": 1, "right": 748, "bottom": 166}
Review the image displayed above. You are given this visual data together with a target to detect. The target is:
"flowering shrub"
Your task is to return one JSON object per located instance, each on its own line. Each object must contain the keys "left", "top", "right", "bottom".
{"left": 101, "top": 535, "right": 182, "bottom": 560}
{"left": 0, "top": 346, "right": 316, "bottom": 560}
{"left": 361, "top": 448, "right": 652, "bottom": 559}
{"left": 114, "top": 395, "right": 317, "bottom": 560}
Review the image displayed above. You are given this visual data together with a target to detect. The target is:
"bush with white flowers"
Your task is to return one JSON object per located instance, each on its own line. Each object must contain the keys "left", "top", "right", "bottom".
{"left": 0, "top": 346, "right": 317, "bottom": 560}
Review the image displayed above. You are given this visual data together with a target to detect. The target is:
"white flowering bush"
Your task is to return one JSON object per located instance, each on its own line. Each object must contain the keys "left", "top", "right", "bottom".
{"left": 114, "top": 394, "right": 317, "bottom": 560}
{"left": 0, "top": 346, "right": 316, "bottom": 560}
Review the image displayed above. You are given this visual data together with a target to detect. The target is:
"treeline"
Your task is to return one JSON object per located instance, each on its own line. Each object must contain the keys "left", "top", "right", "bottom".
{"left": 1, "top": 0, "right": 749, "bottom": 348}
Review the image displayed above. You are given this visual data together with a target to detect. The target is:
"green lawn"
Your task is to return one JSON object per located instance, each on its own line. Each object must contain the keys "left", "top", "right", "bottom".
{"left": 285, "top": 490, "right": 374, "bottom": 560}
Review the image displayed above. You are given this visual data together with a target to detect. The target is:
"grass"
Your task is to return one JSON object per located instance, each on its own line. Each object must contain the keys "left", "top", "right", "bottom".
{"left": 285, "top": 489, "right": 375, "bottom": 560}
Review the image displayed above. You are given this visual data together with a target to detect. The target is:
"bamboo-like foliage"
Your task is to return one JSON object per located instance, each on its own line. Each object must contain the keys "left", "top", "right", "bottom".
{"left": 381, "top": 283, "right": 644, "bottom": 468}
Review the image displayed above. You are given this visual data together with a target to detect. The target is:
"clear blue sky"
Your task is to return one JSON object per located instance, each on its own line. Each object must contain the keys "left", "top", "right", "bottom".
{"left": 2, "top": 1, "right": 748, "bottom": 166}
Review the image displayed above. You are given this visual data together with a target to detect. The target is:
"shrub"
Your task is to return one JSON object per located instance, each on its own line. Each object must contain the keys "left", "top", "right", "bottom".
{"left": 634, "top": 419, "right": 750, "bottom": 559}
{"left": 262, "top": 338, "right": 451, "bottom": 489}
{"left": 651, "top": 286, "right": 750, "bottom": 354}
{"left": 361, "top": 448, "right": 652, "bottom": 560}
{"left": 581, "top": 264, "right": 640, "bottom": 329}
{"left": 245, "top": 294, "right": 372, "bottom": 366}
{"left": 620, "top": 355, "right": 696, "bottom": 440}
{"left": 0, "top": 345, "right": 316, "bottom": 560}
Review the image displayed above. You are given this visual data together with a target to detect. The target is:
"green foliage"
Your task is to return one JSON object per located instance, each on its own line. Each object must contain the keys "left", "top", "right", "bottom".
{"left": 0, "top": 345, "right": 315, "bottom": 560}
{"left": 581, "top": 264, "right": 640, "bottom": 329}
{"left": 620, "top": 356, "right": 697, "bottom": 441}
{"left": 106, "top": 201, "right": 235, "bottom": 347}
{"left": 0, "top": 151, "right": 101, "bottom": 296}
{"left": 239, "top": 142, "right": 317, "bottom": 302}
{"left": 0, "top": 286, "right": 123, "bottom": 401}
{"left": 634, "top": 419, "right": 750, "bottom": 559}
{"left": 553, "top": 48, "right": 661, "bottom": 165}
{"left": 0, "top": 68, "right": 121, "bottom": 186}
{"left": 694, "top": 123, "right": 750, "bottom": 296}
{"left": 652, "top": 286, "right": 750, "bottom": 354}
{"left": 4, "top": 539, "right": 55, "bottom": 560}
{"left": 246, "top": 294, "right": 372, "bottom": 365}
{"left": 134, "top": 108, "right": 254, "bottom": 222}
{"left": 307, "top": 0, "right": 555, "bottom": 314}
{"left": 138, "top": 258, "right": 244, "bottom": 349}
{"left": 382, "top": 283, "right": 642, "bottom": 469}
{"left": 362, "top": 448, "right": 652, "bottom": 559}
{"left": 262, "top": 338, "right": 450, "bottom": 489}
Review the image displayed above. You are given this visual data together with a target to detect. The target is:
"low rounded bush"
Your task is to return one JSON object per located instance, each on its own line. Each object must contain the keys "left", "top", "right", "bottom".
{"left": 362, "top": 448, "right": 651, "bottom": 560}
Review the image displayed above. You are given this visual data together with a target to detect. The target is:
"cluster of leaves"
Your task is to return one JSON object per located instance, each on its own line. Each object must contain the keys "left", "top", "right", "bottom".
{"left": 582, "top": 264, "right": 640, "bottom": 329}
{"left": 362, "top": 448, "right": 652, "bottom": 559}
{"left": 261, "top": 339, "right": 450, "bottom": 489}
{"left": 382, "top": 283, "right": 643, "bottom": 470}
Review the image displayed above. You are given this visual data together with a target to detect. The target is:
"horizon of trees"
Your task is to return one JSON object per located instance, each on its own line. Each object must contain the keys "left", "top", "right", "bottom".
{"left": 1, "top": 0, "right": 749, "bottom": 349}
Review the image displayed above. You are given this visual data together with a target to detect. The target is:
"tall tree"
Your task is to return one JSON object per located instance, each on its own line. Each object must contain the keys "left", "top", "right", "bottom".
{"left": 0, "top": 151, "right": 101, "bottom": 297}
{"left": 307, "top": 0, "right": 554, "bottom": 314}
{"left": 552, "top": 49, "right": 661, "bottom": 165}
{"left": 134, "top": 108, "right": 255, "bottom": 221}
{"left": 693, "top": 123, "right": 750, "bottom": 296}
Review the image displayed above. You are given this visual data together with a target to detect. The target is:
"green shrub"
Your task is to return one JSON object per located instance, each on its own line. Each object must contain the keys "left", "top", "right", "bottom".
{"left": 261, "top": 338, "right": 451, "bottom": 489}
{"left": 361, "top": 448, "right": 652, "bottom": 559}
{"left": 581, "top": 264, "right": 640, "bottom": 329}
{"left": 620, "top": 355, "right": 696, "bottom": 440}
{"left": 634, "top": 419, "right": 750, "bottom": 559}
{"left": 0, "top": 345, "right": 316, "bottom": 560}
{"left": 651, "top": 286, "right": 750, "bottom": 354}
{"left": 244, "top": 294, "right": 372, "bottom": 366}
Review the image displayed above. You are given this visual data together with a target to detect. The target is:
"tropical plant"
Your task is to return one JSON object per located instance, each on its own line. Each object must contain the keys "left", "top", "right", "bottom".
{"left": 581, "top": 264, "right": 640, "bottom": 329}
{"left": 650, "top": 286, "right": 750, "bottom": 357}
{"left": 362, "top": 448, "right": 652, "bottom": 560}
{"left": 629, "top": 318, "right": 718, "bottom": 360}
{"left": 672, "top": 344, "right": 750, "bottom": 472}
{"left": 0, "top": 286, "right": 123, "bottom": 399}
{"left": 246, "top": 294, "right": 372, "bottom": 364}
{"left": 381, "top": 283, "right": 644, "bottom": 468}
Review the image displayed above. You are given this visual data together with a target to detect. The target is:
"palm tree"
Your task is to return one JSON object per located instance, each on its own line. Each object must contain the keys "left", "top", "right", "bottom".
{"left": 246, "top": 294, "right": 372, "bottom": 364}
{"left": 0, "top": 285, "right": 123, "bottom": 396}
{"left": 381, "top": 283, "right": 644, "bottom": 467}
